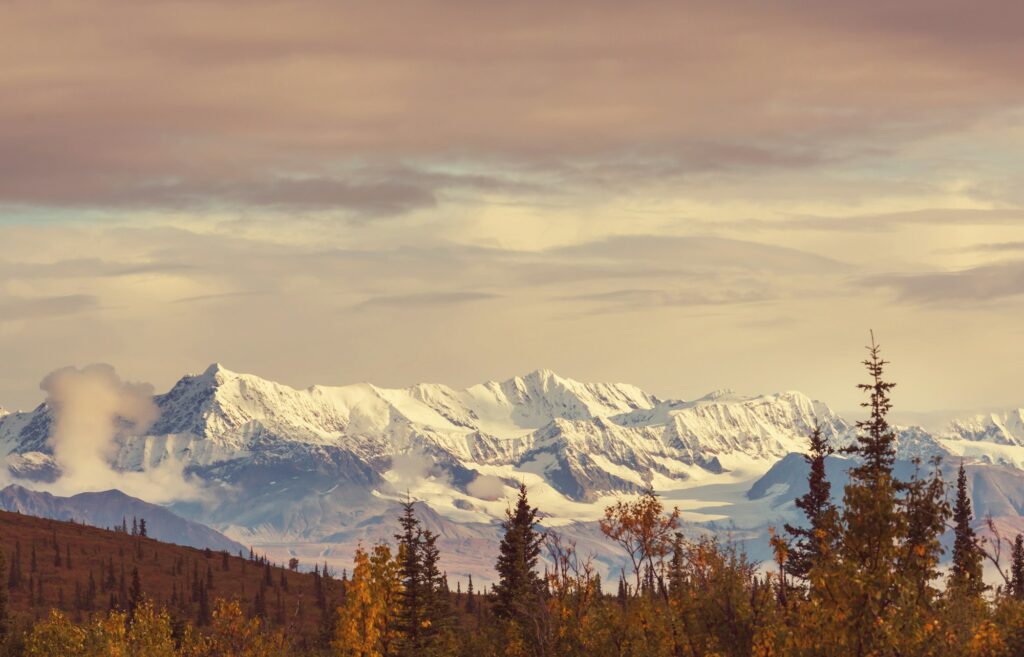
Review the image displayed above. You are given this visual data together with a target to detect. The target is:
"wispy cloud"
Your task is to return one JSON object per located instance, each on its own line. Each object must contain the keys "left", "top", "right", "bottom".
{"left": 863, "top": 260, "right": 1024, "bottom": 304}
{"left": 0, "top": 294, "right": 98, "bottom": 322}
{"left": 356, "top": 291, "right": 501, "bottom": 309}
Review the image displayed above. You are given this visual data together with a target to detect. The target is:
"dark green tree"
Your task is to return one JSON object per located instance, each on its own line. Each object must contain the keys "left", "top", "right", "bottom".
{"left": 7, "top": 542, "right": 21, "bottom": 591}
{"left": 395, "top": 500, "right": 426, "bottom": 655}
{"left": 949, "top": 462, "right": 985, "bottom": 596}
{"left": 784, "top": 423, "right": 835, "bottom": 582}
{"left": 127, "top": 567, "right": 142, "bottom": 618}
{"left": 898, "top": 456, "right": 949, "bottom": 607}
{"left": 420, "top": 528, "right": 454, "bottom": 654}
{"left": 1010, "top": 534, "right": 1024, "bottom": 601}
{"left": 836, "top": 334, "right": 906, "bottom": 656}
{"left": 492, "top": 484, "right": 544, "bottom": 623}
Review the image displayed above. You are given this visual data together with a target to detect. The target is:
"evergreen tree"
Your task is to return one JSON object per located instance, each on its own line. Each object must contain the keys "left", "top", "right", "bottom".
{"left": 667, "top": 533, "right": 685, "bottom": 595}
{"left": 949, "top": 462, "right": 985, "bottom": 596}
{"left": 834, "top": 334, "right": 906, "bottom": 656}
{"left": 7, "top": 542, "right": 21, "bottom": 590}
{"left": 420, "top": 529, "right": 453, "bottom": 654}
{"left": 394, "top": 500, "right": 426, "bottom": 655}
{"left": 197, "top": 580, "right": 211, "bottom": 626}
{"left": 86, "top": 571, "right": 97, "bottom": 611}
{"left": 898, "top": 456, "right": 949, "bottom": 608}
{"left": 1010, "top": 534, "right": 1024, "bottom": 601}
{"left": 254, "top": 584, "right": 267, "bottom": 619}
{"left": 492, "top": 484, "right": 544, "bottom": 624}
{"left": 138, "top": 518, "right": 147, "bottom": 537}
{"left": 784, "top": 423, "right": 835, "bottom": 582}
{"left": 465, "top": 574, "right": 475, "bottom": 613}
{"left": 104, "top": 556, "right": 116, "bottom": 591}
{"left": 128, "top": 567, "right": 142, "bottom": 618}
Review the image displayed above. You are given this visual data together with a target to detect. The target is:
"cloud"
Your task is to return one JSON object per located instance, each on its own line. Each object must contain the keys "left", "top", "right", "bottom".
{"left": 356, "top": 291, "right": 501, "bottom": 309}
{"left": 3, "top": 1, "right": 1024, "bottom": 212}
{"left": 955, "top": 241, "right": 1024, "bottom": 254}
{"left": 552, "top": 235, "right": 849, "bottom": 273}
{"left": 389, "top": 449, "right": 436, "bottom": 484}
{"left": 0, "top": 294, "right": 98, "bottom": 322}
{"left": 701, "top": 209, "right": 1024, "bottom": 233}
{"left": 863, "top": 260, "right": 1024, "bottom": 304}
{"left": 467, "top": 474, "right": 506, "bottom": 501}
{"left": 36, "top": 364, "right": 205, "bottom": 503}
{"left": 559, "top": 287, "right": 774, "bottom": 315}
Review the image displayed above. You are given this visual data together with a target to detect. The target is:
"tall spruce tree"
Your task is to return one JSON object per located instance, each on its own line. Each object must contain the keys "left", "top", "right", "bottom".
{"left": 784, "top": 423, "right": 835, "bottom": 582}
{"left": 395, "top": 500, "right": 426, "bottom": 656}
{"left": 465, "top": 574, "right": 475, "bottom": 613}
{"left": 492, "top": 484, "right": 544, "bottom": 623}
{"left": 836, "top": 334, "right": 906, "bottom": 657}
{"left": 949, "top": 462, "right": 985, "bottom": 595}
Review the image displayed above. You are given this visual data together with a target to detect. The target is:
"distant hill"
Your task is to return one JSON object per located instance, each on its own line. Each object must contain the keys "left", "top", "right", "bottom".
{"left": 0, "top": 506, "right": 335, "bottom": 647}
{"left": 0, "top": 485, "right": 244, "bottom": 553}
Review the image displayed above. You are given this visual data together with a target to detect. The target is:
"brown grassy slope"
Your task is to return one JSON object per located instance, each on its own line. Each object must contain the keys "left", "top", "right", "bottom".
{"left": 0, "top": 508, "right": 335, "bottom": 637}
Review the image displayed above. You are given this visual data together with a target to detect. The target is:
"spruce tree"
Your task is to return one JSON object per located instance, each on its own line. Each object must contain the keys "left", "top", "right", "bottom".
{"left": 1010, "top": 534, "right": 1024, "bottom": 601}
{"left": 105, "top": 557, "right": 116, "bottom": 591}
{"left": 128, "top": 567, "right": 142, "bottom": 618}
{"left": 784, "top": 423, "right": 835, "bottom": 582}
{"left": 667, "top": 533, "right": 685, "bottom": 596}
{"left": 898, "top": 456, "right": 949, "bottom": 607}
{"left": 492, "top": 484, "right": 544, "bottom": 623}
{"left": 836, "top": 334, "right": 906, "bottom": 656}
{"left": 7, "top": 542, "right": 21, "bottom": 591}
{"left": 197, "top": 580, "right": 211, "bottom": 626}
{"left": 465, "top": 574, "right": 475, "bottom": 613}
{"left": 949, "top": 462, "right": 985, "bottom": 595}
{"left": 395, "top": 500, "right": 426, "bottom": 656}
{"left": 420, "top": 529, "right": 453, "bottom": 653}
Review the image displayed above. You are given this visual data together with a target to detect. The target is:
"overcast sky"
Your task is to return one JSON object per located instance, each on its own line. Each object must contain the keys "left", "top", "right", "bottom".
{"left": 2, "top": 0, "right": 1024, "bottom": 415}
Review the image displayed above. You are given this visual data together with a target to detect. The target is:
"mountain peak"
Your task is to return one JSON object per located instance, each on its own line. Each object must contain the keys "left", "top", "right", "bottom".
{"left": 516, "top": 368, "right": 565, "bottom": 384}
{"left": 200, "top": 362, "right": 236, "bottom": 380}
{"left": 697, "top": 388, "right": 741, "bottom": 402}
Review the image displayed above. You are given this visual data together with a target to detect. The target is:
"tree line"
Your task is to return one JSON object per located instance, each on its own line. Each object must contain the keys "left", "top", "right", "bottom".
{"left": 3, "top": 336, "right": 1024, "bottom": 656}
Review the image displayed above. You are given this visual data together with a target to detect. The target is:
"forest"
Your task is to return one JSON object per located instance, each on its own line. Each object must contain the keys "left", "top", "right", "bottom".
{"left": 2, "top": 340, "right": 1024, "bottom": 657}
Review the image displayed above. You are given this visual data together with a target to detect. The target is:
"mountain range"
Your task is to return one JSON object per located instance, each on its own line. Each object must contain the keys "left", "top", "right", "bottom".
{"left": 2, "top": 364, "right": 1023, "bottom": 581}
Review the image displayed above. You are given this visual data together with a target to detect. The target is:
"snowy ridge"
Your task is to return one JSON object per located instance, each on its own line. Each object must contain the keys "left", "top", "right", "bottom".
{"left": 1, "top": 364, "right": 1023, "bottom": 579}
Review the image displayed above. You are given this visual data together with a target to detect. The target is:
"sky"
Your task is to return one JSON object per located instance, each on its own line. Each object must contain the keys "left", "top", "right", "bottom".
{"left": 2, "top": 0, "right": 1024, "bottom": 416}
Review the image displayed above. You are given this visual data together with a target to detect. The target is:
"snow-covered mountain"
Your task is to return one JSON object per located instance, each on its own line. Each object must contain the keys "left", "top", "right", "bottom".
{"left": 0, "top": 364, "right": 1022, "bottom": 581}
